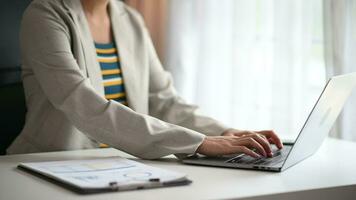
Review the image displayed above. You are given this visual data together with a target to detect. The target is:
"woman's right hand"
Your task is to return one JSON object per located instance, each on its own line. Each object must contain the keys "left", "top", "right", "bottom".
{"left": 196, "top": 133, "right": 279, "bottom": 158}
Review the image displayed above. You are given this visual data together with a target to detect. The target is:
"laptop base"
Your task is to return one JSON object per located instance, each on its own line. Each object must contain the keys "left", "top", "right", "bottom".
{"left": 182, "top": 145, "right": 292, "bottom": 172}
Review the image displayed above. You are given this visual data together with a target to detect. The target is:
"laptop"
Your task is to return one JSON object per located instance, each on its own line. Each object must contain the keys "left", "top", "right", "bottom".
{"left": 182, "top": 72, "right": 356, "bottom": 172}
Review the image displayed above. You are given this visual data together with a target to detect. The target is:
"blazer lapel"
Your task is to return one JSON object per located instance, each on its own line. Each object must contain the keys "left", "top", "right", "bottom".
{"left": 62, "top": 0, "right": 105, "bottom": 97}
{"left": 62, "top": 0, "right": 141, "bottom": 111}
{"left": 109, "top": 1, "right": 140, "bottom": 111}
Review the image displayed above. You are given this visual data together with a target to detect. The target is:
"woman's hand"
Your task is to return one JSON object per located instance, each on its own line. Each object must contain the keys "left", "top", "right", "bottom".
{"left": 222, "top": 129, "right": 284, "bottom": 150}
{"left": 196, "top": 129, "right": 283, "bottom": 158}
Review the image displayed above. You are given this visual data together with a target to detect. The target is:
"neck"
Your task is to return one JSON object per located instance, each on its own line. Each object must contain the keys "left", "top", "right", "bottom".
{"left": 81, "top": 0, "right": 109, "bottom": 17}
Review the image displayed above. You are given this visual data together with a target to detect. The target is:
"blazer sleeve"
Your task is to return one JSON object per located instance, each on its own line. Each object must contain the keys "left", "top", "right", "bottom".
{"left": 20, "top": 2, "right": 205, "bottom": 159}
{"left": 133, "top": 12, "right": 230, "bottom": 136}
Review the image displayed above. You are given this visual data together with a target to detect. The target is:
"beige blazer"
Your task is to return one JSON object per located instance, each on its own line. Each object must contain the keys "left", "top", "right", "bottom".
{"left": 7, "top": 0, "right": 229, "bottom": 158}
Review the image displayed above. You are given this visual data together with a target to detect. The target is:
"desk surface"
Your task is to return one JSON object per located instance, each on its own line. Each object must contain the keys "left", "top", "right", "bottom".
{"left": 1, "top": 138, "right": 356, "bottom": 200}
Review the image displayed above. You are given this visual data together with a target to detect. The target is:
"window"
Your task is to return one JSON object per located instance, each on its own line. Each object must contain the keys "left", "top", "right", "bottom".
{"left": 166, "top": 0, "right": 325, "bottom": 140}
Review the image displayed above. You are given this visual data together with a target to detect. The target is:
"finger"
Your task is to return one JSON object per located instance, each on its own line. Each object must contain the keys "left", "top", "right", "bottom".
{"left": 235, "top": 146, "right": 261, "bottom": 158}
{"left": 250, "top": 134, "right": 273, "bottom": 156}
{"left": 258, "top": 130, "right": 283, "bottom": 149}
{"left": 268, "top": 138, "right": 274, "bottom": 144}
{"left": 238, "top": 134, "right": 270, "bottom": 156}
{"left": 268, "top": 137, "right": 281, "bottom": 148}
{"left": 238, "top": 137, "right": 267, "bottom": 157}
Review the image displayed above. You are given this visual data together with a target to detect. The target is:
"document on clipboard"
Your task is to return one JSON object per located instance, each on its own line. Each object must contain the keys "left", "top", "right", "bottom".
{"left": 18, "top": 157, "right": 191, "bottom": 194}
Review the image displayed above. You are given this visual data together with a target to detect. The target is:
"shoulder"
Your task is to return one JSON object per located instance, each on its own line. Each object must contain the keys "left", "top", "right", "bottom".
{"left": 25, "top": 0, "right": 66, "bottom": 14}
{"left": 20, "top": 0, "right": 71, "bottom": 52}
{"left": 22, "top": 0, "right": 69, "bottom": 27}
{"left": 22, "top": 0, "right": 71, "bottom": 33}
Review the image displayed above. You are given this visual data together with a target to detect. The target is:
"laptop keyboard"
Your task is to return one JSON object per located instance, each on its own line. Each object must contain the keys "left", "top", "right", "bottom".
{"left": 225, "top": 147, "right": 291, "bottom": 166}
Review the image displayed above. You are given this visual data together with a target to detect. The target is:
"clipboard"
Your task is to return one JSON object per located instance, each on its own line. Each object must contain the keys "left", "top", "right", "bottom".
{"left": 18, "top": 157, "right": 192, "bottom": 194}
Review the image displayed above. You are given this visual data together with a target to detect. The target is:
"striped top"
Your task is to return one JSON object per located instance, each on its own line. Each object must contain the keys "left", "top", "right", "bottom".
{"left": 95, "top": 42, "right": 128, "bottom": 148}
{"left": 95, "top": 43, "right": 128, "bottom": 106}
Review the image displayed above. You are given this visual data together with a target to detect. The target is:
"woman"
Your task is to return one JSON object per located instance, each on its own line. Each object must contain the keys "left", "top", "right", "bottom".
{"left": 7, "top": 0, "right": 283, "bottom": 159}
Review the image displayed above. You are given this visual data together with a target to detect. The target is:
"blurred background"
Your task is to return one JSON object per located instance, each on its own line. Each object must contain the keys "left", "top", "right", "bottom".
{"left": 126, "top": 0, "right": 356, "bottom": 142}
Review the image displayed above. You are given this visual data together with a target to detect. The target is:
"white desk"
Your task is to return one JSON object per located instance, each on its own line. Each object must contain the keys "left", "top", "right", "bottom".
{"left": 1, "top": 138, "right": 356, "bottom": 200}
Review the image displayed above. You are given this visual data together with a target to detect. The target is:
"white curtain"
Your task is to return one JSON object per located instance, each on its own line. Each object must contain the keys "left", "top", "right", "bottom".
{"left": 165, "top": 0, "right": 326, "bottom": 140}
{"left": 324, "top": 0, "right": 356, "bottom": 141}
